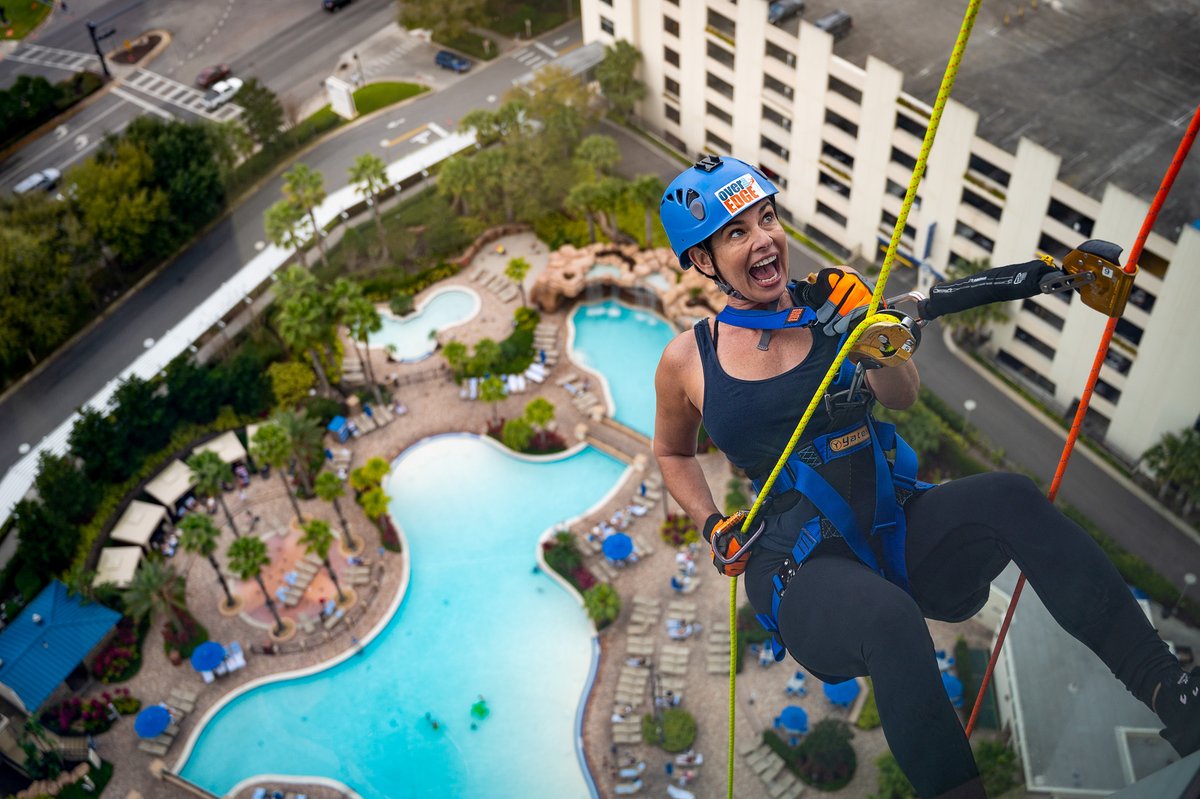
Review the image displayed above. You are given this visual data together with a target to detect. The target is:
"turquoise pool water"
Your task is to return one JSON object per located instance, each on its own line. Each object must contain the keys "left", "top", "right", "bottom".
{"left": 368, "top": 287, "right": 479, "bottom": 362}
{"left": 586, "top": 263, "right": 622, "bottom": 280}
{"left": 177, "top": 437, "right": 626, "bottom": 798}
{"left": 570, "top": 300, "right": 676, "bottom": 438}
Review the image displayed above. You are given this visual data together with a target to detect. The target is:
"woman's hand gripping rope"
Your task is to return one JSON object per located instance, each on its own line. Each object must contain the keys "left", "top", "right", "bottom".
{"left": 801, "top": 268, "right": 921, "bottom": 367}
{"left": 704, "top": 511, "right": 766, "bottom": 577}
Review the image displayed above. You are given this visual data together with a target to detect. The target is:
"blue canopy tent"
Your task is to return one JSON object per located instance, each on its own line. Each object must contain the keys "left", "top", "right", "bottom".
{"left": 134, "top": 704, "right": 171, "bottom": 739}
{"left": 328, "top": 416, "right": 349, "bottom": 443}
{"left": 774, "top": 705, "right": 808, "bottom": 746}
{"left": 942, "top": 670, "right": 965, "bottom": 708}
{"left": 602, "top": 533, "right": 633, "bottom": 562}
{"left": 190, "top": 641, "right": 226, "bottom": 672}
{"left": 823, "top": 678, "right": 860, "bottom": 708}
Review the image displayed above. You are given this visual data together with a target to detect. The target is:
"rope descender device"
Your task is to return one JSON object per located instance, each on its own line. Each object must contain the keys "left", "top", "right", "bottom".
{"left": 710, "top": 510, "right": 766, "bottom": 576}
{"left": 1059, "top": 239, "right": 1135, "bottom": 317}
{"left": 851, "top": 310, "right": 922, "bottom": 366}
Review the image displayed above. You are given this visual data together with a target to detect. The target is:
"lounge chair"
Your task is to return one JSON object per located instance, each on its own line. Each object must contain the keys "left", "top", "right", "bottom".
{"left": 468, "top": 377, "right": 479, "bottom": 400}
{"left": 785, "top": 671, "right": 807, "bottom": 696}
{"left": 666, "top": 786, "right": 695, "bottom": 799}
{"left": 225, "top": 641, "right": 247, "bottom": 672}
{"left": 613, "top": 779, "right": 643, "bottom": 795}
{"left": 252, "top": 790, "right": 267, "bottom": 799}
{"left": 324, "top": 610, "right": 344, "bottom": 630}
{"left": 138, "top": 741, "right": 168, "bottom": 756}
{"left": 618, "top": 761, "right": 645, "bottom": 779}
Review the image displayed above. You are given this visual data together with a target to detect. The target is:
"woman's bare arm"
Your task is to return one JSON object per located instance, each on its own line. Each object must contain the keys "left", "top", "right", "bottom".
{"left": 653, "top": 333, "right": 721, "bottom": 527}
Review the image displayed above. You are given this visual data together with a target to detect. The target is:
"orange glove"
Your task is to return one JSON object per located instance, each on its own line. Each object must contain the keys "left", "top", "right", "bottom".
{"left": 704, "top": 511, "right": 764, "bottom": 577}
{"left": 803, "top": 268, "right": 880, "bottom": 337}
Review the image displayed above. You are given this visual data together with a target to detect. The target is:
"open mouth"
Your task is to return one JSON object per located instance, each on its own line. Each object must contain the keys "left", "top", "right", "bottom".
{"left": 748, "top": 255, "right": 782, "bottom": 287}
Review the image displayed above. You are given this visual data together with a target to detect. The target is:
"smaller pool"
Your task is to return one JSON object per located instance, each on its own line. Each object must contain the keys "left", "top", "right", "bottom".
{"left": 368, "top": 287, "right": 480, "bottom": 363}
{"left": 641, "top": 273, "right": 671, "bottom": 292}
{"left": 587, "top": 263, "right": 622, "bottom": 280}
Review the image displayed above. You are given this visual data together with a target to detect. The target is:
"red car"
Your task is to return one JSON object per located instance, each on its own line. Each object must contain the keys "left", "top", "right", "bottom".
{"left": 195, "top": 64, "right": 232, "bottom": 89}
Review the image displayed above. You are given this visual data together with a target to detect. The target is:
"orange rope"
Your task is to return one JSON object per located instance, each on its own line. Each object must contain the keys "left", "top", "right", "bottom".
{"left": 965, "top": 102, "right": 1200, "bottom": 738}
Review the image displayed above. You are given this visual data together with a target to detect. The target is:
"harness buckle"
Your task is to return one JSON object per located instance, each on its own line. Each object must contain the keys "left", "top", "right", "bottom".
{"left": 824, "top": 363, "right": 871, "bottom": 418}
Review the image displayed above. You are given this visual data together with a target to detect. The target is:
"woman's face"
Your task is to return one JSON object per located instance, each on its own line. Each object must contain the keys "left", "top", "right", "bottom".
{"left": 691, "top": 198, "right": 789, "bottom": 307}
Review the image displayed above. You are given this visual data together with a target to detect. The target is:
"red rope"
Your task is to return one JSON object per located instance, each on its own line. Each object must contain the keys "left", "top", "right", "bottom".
{"left": 964, "top": 102, "right": 1200, "bottom": 739}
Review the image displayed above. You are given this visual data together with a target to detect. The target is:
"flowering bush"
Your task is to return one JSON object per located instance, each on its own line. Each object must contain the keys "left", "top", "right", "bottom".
{"left": 569, "top": 566, "right": 597, "bottom": 593}
{"left": 91, "top": 617, "right": 142, "bottom": 683}
{"left": 659, "top": 513, "right": 699, "bottom": 548}
{"left": 41, "top": 688, "right": 139, "bottom": 736}
{"left": 162, "top": 608, "right": 208, "bottom": 659}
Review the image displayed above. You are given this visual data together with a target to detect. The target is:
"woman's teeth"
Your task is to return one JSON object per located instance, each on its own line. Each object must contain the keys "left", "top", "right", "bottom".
{"left": 749, "top": 257, "right": 779, "bottom": 284}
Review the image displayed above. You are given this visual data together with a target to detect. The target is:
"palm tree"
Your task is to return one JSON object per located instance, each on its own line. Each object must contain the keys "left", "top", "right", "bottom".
{"left": 314, "top": 472, "right": 355, "bottom": 550}
{"left": 566, "top": 181, "right": 602, "bottom": 243}
{"left": 251, "top": 422, "right": 304, "bottom": 522}
{"left": 275, "top": 270, "right": 334, "bottom": 395}
{"left": 178, "top": 513, "right": 238, "bottom": 609}
{"left": 122, "top": 557, "right": 187, "bottom": 635}
{"left": 300, "top": 519, "right": 346, "bottom": 603}
{"left": 187, "top": 450, "right": 240, "bottom": 536}
{"left": 504, "top": 257, "right": 531, "bottom": 307}
{"left": 630, "top": 174, "right": 666, "bottom": 248}
{"left": 228, "top": 535, "right": 285, "bottom": 635}
{"left": 593, "top": 176, "right": 628, "bottom": 242}
{"left": 524, "top": 396, "right": 555, "bottom": 449}
{"left": 480, "top": 375, "right": 507, "bottom": 424}
{"left": 63, "top": 563, "right": 96, "bottom": 604}
{"left": 436, "top": 155, "right": 476, "bottom": 215}
{"left": 340, "top": 290, "right": 386, "bottom": 409}
{"left": 359, "top": 486, "right": 390, "bottom": 522}
{"left": 575, "top": 134, "right": 621, "bottom": 181}
{"left": 264, "top": 200, "right": 306, "bottom": 266}
{"left": 273, "top": 408, "right": 323, "bottom": 497}
{"left": 348, "top": 153, "right": 391, "bottom": 261}
{"left": 282, "top": 163, "right": 329, "bottom": 268}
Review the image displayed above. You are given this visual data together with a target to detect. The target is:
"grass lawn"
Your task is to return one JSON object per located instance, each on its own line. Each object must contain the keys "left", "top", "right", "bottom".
{"left": 353, "top": 82, "right": 427, "bottom": 115}
{"left": 2, "top": 0, "right": 52, "bottom": 40}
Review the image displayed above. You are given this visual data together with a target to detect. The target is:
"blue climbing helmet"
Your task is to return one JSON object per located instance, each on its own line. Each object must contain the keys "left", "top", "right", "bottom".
{"left": 660, "top": 155, "right": 780, "bottom": 269}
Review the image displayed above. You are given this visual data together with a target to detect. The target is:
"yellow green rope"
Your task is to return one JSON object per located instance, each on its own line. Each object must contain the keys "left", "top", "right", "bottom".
{"left": 724, "top": 2, "right": 982, "bottom": 796}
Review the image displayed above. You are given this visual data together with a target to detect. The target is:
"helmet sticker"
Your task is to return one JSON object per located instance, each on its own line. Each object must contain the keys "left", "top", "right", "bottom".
{"left": 715, "top": 173, "right": 765, "bottom": 216}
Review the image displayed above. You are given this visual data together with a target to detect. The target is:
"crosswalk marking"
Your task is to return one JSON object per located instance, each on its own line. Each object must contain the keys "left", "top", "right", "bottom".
{"left": 122, "top": 69, "right": 243, "bottom": 122}
{"left": 9, "top": 43, "right": 95, "bottom": 73}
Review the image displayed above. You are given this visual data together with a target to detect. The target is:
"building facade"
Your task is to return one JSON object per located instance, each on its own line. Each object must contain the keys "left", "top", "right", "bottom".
{"left": 580, "top": 0, "right": 1200, "bottom": 464}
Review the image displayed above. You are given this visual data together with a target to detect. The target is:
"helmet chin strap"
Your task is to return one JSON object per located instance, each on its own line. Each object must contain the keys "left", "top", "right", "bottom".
{"left": 713, "top": 275, "right": 746, "bottom": 301}
{"left": 694, "top": 242, "right": 747, "bottom": 300}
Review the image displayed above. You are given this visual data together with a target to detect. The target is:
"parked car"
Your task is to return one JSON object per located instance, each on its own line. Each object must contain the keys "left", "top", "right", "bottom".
{"left": 201, "top": 77, "right": 244, "bottom": 111}
{"left": 13, "top": 167, "right": 61, "bottom": 196}
{"left": 435, "top": 50, "right": 471, "bottom": 73}
{"left": 194, "top": 64, "right": 231, "bottom": 89}
{"left": 768, "top": 0, "right": 805, "bottom": 25}
{"left": 814, "top": 9, "right": 853, "bottom": 38}
{"left": 322, "top": 0, "right": 352, "bottom": 9}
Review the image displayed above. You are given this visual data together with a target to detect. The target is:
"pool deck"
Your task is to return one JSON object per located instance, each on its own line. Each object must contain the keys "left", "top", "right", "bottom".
{"left": 102, "top": 230, "right": 995, "bottom": 799}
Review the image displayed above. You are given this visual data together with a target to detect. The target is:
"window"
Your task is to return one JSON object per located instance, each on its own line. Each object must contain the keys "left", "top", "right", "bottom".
{"left": 828, "top": 75, "right": 862, "bottom": 104}
{"left": 1128, "top": 287, "right": 1156, "bottom": 313}
{"left": 664, "top": 103, "right": 681, "bottom": 124}
{"left": 1021, "top": 299, "right": 1064, "bottom": 330}
{"left": 664, "top": 15, "right": 680, "bottom": 36}
{"left": 1104, "top": 347, "right": 1133, "bottom": 375}
{"left": 891, "top": 147, "right": 917, "bottom": 170}
{"left": 599, "top": 16, "right": 615, "bottom": 35}
{"left": 707, "top": 9, "right": 736, "bottom": 38}
{"left": 706, "top": 130, "right": 732, "bottom": 152}
{"left": 706, "top": 72, "right": 734, "bottom": 99}
{"left": 1094, "top": 378, "right": 1122, "bottom": 404}
{"left": 968, "top": 154, "right": 1010, "bottom": 187}
{"left": 961, "top": 188, "right": 1002, "bottom": 220}
{"left": 665, "top": 0, "right": 678, "bottom": 4}
{"left": 761, "top": 135, "right": 788, "bottom": 160}
{"left": 1014, "top": 327, "right": 1055, "bottom": 360}
{"left": 894, "top": 112, "right": 927, "bottom": 140}
{"left": 955, "top": 221, "right": 994, "bottom": 253}
{"left": 664, "top": 76, "right": 680, "bottom": 97}
{"left": 1140, "top": 249, "right": 1169, "bottom": 279}
{"left": 816, "top": 201, "right": 848, "bottom": 227}
{"left": 1047, "top": 198, "right": 1094, "bottom": 237}
{"left": 821, "top": 142, "right": 854, "bottom": 169}
{"left": 762, "top": 104, "right": 791, "bottom": 131}
{"left": 1115, "top": 318, "right": 1143, "bottom": 347}
{"left": 763, "top": 73, "right": 794, "bottom": 101}
{"left": 1037, "top": 234, "right": 1070, "bottom": 261}
{"left": 664, "top": 46, "right": 680, "bottom": 67}
{"left": 949, "top": 251, "right": 971, "bottom": 271}
{"left": 600, "top": 0, "right": 612, "bottom": 4}
{"left": 707, "top": 41, "right": 735, "bottom": 68}
{"left": 664, "top": 131, "right": 686, "bottom": 152}
{"left": 819, "top": 172, "right": 850, "bottom": 197}
{"left": 881, "top": 210, "right": 916, "bottom": 241}
{"left": 824, "top": 109, "right": 858, "bottom": 137}
{"left": 765, "top": 40, "right": 796, "bottom": 67}
{"left": 997, "top": 350, "right": 1057, "bottom": 394}
{"left": 706, "top": 102, "right": 732, "bottom": 125}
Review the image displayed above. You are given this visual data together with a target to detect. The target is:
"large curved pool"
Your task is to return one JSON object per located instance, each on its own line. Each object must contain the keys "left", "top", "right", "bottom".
{"left": 177, "top": 437, "right": 627, "bottom": 798}
{"left": 368, "top": 286, "right": 480, "bottom": 362}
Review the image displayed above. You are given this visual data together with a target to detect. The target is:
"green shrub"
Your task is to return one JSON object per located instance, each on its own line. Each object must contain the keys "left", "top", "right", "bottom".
{"left": 871, "top": 752, "right": 917, "bottom": 799}
{"left": 856, "top": 679, "right": 880, "bottom": 729}
{"left": 299, "top": 395, "right": 346, "bottom": 426}
{"left": 390, "top": 293, "right": 415, "bottom": 316}
{"left": 583, "top": 583, "right": 621, "bottom": 629}
{"left": 641, "top": 708, "right": 697, "bottom": 752}
{"left": 543, "top": 531, "right": 582, "bottom": 574}
{"left": 796, "top": 719, "right": 856, "bottom": 789}
{"left": 532, "top": 212, "right": 591, "bottom": 250}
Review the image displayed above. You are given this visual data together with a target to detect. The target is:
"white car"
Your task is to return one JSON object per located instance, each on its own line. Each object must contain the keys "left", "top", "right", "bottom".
{"left": 201, "top": 77, "right": 243, "bottom": 111}
{"left": 13, "top": 167, "right": 62, "bottom": 195}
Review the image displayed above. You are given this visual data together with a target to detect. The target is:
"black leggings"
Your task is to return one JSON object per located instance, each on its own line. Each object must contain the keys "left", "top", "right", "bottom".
{"left": 744, "top": 472, "right": 1178, "bottom": 797}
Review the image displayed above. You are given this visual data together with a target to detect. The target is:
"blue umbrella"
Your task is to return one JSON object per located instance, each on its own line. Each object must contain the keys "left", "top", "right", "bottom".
{"left": 134, "top": 704, "right": 171, "bottom": 739}
{"left": 602, "top": 533, "right": 633, "bottom": 561}
{"left": 190, "top": 641, "right": 226, "bottom": 672}
{"left": 942, "top": 671, "right": 964, "bottom": 708}
{"left": 823, "top": 678, "right": 860, "bottom": 707}
{"left": 776, "top": 705, "right": 808, "bottom": 734}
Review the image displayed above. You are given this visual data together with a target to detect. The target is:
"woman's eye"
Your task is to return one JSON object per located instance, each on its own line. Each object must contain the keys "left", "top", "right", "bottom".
{"left": 763, "top": 213, "right": 776, "bottom": 225}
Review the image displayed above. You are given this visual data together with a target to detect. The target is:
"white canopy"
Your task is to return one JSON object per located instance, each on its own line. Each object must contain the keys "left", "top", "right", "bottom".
{"left": 110, "top": 500, "right": 168, "bottom": 548}
{"left": 93, "top": 547, "right": 143, "bottom": 588}
{"left": 196, "top": 430, "right": 247, "bottom": 465}
{"left": 144, "top": 460, "right": 195, "bottom": 508}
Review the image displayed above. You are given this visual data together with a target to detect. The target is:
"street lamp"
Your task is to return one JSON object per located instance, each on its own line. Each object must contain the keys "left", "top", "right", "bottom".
{"left": 962, "top": 398, "right": 977, "bottom": 434}
{"left": 1164, "top": 573, "right": 1197, "bottom": 619}
{"left": 352, "top": 51, "right": 364, "bottom": 87}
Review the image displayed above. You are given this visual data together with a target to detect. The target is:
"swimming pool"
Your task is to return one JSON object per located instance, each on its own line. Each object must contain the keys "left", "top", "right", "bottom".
{"left": 569, "top": 300, "right": 677, "bottom": 438}
{"left": 368, "top": 286, "right": 480, "bottom": 362}
{"left": 177, "top": 436, "right": 627, "bottom": 798}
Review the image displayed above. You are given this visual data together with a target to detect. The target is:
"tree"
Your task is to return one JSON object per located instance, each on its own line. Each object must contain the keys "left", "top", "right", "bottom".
{"left": 359, "top": 486, "right": 390, "bottom": 521}
{"left": 338, "top": 284, "right": 386, "bottom": 409}
{"left": 436, "top": 155, "right": 476, "bottom": 215}
{"left": 179, "top": 513, "right": 238, "bottom": 609}
{"left": 1143, "top": 428, "right": 1200, "bottom": 513}
{"left": 300, "top": 519, "right": 346, "bottom": 603}
{"left": 10, "top": 499, "right": 76, "bottom": 584}
{"left": 268, "top": 360, "right": 317, "bottom": 408}
{"left": 227, "top": 536, "right": 285, "bottom": 635}
{"left": 272, "top": 408, "right": 324, "bottom": 497}
{"left": 68, "top": 406, "right": 132, "bottom": 482}
{"left": 69, "top": 139, "right": 170, "bottom": 267}
{"left": 629, "top": 174, "right": 666, "bottom": 248}
{"left": 398, "top": 0, "right": 484, "bottom": 41}
{"left": 515, "top": 65, "right": 597, "bottom": 161}
{"left": 575, "top": 134, "right": 621, "bottom": 180}
{"left": 187, "top": 450, "right": 240, "bottom": 536}
{"left": 348, "top": 153, "right": 391, "bottom": 261}
{"left": 122, "top": 557, "right": 187, "bottom": 636}
{"left": 565, "top": 181, "right": 603, "bottom": 243}
{"left": 282, "top": 163, "right": 329, "bottom": 268}
{"left": 165, "top": 355, "right": 222, "bottom": 425}
{"left": 314, "top": 472, "right": 355, "bottom": 551}
{"left": 480, "top": 375, "right": 507, "bottom": 424}
{"left": 525, "top": 396, "right": 555, "bottom": 430}
{"left": 504, "top": 256, "right": 531, "bottom": 307}
{"left": 62, "top": 563, "right": 96, "bottom": 604}
{"left": 110, "top": 375, "right": 172, "bottom": 460}
{"left": 871, "top": 752, "right": 917, "bottom": 799}
{"left": 250, "top": 422, "right": 304, "bottom": 522}
{"left": 797, "top": 719, "right": 856, "bottom": 784}
{"left": 501, "top": 417, "right": 533, "bottom": 451}
{"left": 264, "top": 200, "right": 307, "bottom": 266}
{"left": 349, "top": 456, "right": 390, "bottom": 494}
{"left": 34, "top": 452, "right": 98, "bottom": 525}
{"left": 471, "top": 338, "right": 501, "bottom": 376}
{"left": 584, "top": 582, "right": 621, "bottom": 628}
{"left": 235, "top": 77, "right": 284, "bottom": 145}
{"left": 275, "top": 265, "right": 335, "bottom": 394}
{"left": 595, "top": 40, "right": 646, "bottom": 123}
{"left": 442, "top": 340, "right": 469, "bottom": 378}
{"left": 939, "top": 258, "right": 1010, "bottom": 346}
{"left": 592, "top": 176, "right": 629, "bottom": 242}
